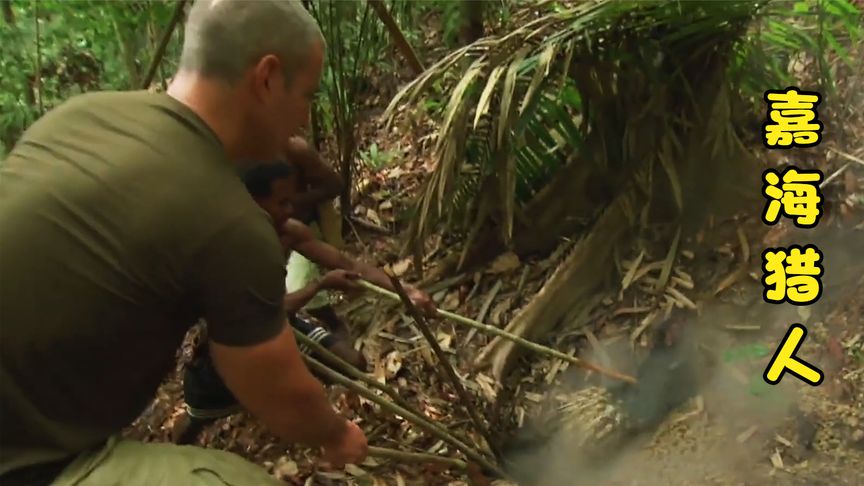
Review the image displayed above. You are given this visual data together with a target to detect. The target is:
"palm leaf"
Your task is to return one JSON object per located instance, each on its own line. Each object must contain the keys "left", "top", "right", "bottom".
{"left": 385, "top": 0, "right": 857, "bottom": 258}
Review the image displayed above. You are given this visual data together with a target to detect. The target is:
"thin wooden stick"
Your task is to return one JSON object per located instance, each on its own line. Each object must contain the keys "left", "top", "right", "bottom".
{"left": 829, "top": 147, "right": 864, "bottom": 168}
{"left": 302, "top": 355, "right": 506, "bottom": 477}
{"left": 141, "top": 0, "right": 187, "bottom": 89}
{"left": 358, "top": 280, "right": 637, "bottom": 385}
{"left": 293, "top": 330, "right": 458, "bottom": 443}
{"left": 387, "top": 274, "right": 501, "bottom": 460}
{"left": 366, "top": 0, "right": 424, "bottom": 75}
{"left": 368, "top": 446, "right": 467, "bottom": 469}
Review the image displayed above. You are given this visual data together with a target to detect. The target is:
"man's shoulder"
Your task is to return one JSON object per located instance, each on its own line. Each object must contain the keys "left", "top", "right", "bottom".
{"left": 55, "top": 90, "right": 160, "bottom": 112}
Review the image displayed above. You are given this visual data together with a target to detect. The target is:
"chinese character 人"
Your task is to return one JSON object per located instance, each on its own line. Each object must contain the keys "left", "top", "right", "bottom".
{"left": 763, "top": 323, "right": 824, "bottom": 387}
{"left": 762, "top": 244, "right": 823, "bottom": 305}
{"left": 762, "top": 166, "right": 824, "bottom": 228}
{"left": 762, "top": 87, "right": 823, "bottom": 148}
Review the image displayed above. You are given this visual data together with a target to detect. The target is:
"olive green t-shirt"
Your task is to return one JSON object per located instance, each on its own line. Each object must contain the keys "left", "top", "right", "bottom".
{"left": 0, "top": 91, "right": 287, "bottom": 475}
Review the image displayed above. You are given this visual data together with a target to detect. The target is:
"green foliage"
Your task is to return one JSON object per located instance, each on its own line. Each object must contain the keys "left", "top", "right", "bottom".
{"left": 729, "top": 0, "right": 863, "bottom": 110}
{"left": 1, "top": 0, "right": 181, "bottom": 153}
{"left": 385, "top": 0, "right": 862, "bottom": 256}
{"left": 359, "top": 142, "right": 398, "bottom": 171}
{"left": 306, "top": 0, "right": 393, "bottom": 207}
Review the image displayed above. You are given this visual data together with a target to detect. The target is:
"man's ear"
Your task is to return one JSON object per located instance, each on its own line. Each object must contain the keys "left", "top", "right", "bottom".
{"left": 252, "top": 55, "right": 282, "bottom": 97}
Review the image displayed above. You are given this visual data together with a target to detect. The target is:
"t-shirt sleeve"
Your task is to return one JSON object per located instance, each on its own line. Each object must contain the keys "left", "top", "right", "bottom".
{"left": 190, "top": 213, "right": 287, "bottom": 346}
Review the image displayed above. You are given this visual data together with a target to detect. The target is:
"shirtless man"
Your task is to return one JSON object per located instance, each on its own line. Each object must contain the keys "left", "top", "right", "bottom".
{"left": 172, "top": 154, "right": 435, "bottom": 444}
{"left": 264, "top": 137, "right": 353, "bottom": 337}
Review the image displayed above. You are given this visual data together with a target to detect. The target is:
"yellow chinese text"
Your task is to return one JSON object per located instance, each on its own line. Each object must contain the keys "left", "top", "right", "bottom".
{"left": 762, "top": 244, "right": 823, "bottom": 305}
{"left": 762, "top": 166, "right": 824, "bottom": 228}
{"left": 762, "top": 87, "right": 823, "bottom": 148}
{"left": 763, "top": 323, "right": 824, "bottom": 386}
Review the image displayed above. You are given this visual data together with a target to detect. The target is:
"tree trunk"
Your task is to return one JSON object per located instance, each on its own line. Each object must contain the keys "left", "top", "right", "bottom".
{"left": 460, "top": 0, "right": 484, "bottom": 45}
{"left": 474, "top": 186, "right": 637, "bottom": 381}
{"left": 2, "top": 0, "right": 14, "bottom": 25}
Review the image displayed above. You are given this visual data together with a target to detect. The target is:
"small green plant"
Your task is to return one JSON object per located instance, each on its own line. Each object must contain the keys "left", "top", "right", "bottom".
{"left": 359, "top": 142, "right": 398, "bottom": 170}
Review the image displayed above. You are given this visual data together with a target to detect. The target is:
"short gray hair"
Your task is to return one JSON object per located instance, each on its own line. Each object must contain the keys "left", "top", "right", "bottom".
{"left": 179, "top": 0, "right": 324, "bottom": 83}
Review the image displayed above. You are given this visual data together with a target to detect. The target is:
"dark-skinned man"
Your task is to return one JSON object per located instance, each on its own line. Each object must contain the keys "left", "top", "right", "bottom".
{"left": 172, "top": 155, "right": 437, "bottom": 445}
{"left": 0, "top": 1, "right": 368, "bottom": 484}
{"left": 270, "top": 136, "right": 355, "bottom": 338}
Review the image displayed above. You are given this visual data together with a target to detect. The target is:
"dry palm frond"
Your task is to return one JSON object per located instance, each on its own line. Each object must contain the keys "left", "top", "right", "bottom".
{"left": 385, "top": 0, "right": 770, "bottom": 256}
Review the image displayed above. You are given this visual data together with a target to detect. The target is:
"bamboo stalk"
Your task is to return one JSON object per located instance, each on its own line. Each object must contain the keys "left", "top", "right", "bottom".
{"left": 358, "top": 280, "right": 637, "bottom": 385}
{"left": 387, "top": 274, "right": 501, "bottom": 457}
{"left": 302, "top": 355, "right": 505, "bottom": 477}
{"left": 386, "top": 275, "right": 500, "bottom": 460}
{"left": 368, "top": 445, "right": 467, "bottom": 469}
{"left": 292, "top": 330, "right": 461, "bottom": 444}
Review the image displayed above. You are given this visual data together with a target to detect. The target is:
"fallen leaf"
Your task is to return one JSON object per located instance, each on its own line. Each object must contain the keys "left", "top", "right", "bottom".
{"left": 389, "top": 258, "right": 412, "bottom": 277}
{"left": 488, "top": 252, "right": 521, "bottom": 274}
{"left": 345, "top": 464, "right": 367, "bottom": 477}
{"left": 367, "top": 208, "right": 382, "bottom": 226}
{"left": 621, "top": 249, "right": 645, "bottom": 290}
{"left": 475, "top": 373, "right": 498, "bottom": 402}
{"left": 770, "top": 449, "right": 784, "bottom": 469}
{"left": 437, "top": 331, "right": 453, "bottom": 351}
{"left": 384, "top": 350, "right": 403, "bottom": 379}
{"left": 774, "top": 434, "right": 793, "bottom": 447}
{"left": 273, "top": 457, "right": 298, "bottom": 479}
{"left": 489, "top": 296, "right": 513, "bottom": 326}
{"left": 373, "top": 359, "right": 387, "bottom": 385}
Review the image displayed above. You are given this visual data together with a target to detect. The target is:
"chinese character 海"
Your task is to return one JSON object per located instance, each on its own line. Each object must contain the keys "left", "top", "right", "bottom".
{"left": 762, "top": 166, "right": 824, "bottom": 228}
{"left": 762, "top": 87, "right": 823, "bottom": 149}
{"left": 762, "top": 244, "right": 824, "bottom": 305}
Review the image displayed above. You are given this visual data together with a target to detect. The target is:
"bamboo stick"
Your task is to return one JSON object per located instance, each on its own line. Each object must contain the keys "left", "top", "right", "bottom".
{"left": 358, "top": 280, "right": 637, "bottom": 384}
{"left": 302, "top": 355, "right": 505, "bottom": 477}
{"left": 387, "top": 274, "right": 500, "bottom": 460}
{"left": 292, "top": 330, "right": 469, "bottom": 447}
{"left": 368, "top": 446, "right": 467, "bottom": 469}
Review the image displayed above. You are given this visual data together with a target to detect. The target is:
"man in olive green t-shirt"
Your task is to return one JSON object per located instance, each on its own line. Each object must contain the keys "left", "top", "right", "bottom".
{"left": 0, "top": 1, "right": 367, "bottom": 484}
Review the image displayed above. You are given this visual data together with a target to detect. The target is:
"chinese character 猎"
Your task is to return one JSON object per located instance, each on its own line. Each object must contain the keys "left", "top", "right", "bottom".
{"left": 762, "top": 87, "right": 823, "bottom": 148}
{"left": 762, "top": 166, "right": 823, "bottom": 228}
{"left": 762, "top": 245, "right": 823, "bottom": 305}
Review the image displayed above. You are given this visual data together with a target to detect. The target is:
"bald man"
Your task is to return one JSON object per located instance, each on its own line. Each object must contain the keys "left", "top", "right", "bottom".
{"left": 0, "top": 1, "right": 367, "bottom": 484}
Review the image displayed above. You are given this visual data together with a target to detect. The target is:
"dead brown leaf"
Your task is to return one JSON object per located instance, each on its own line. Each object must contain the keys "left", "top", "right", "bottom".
{"left": 487, "top": 252, "right": 521, "bottom": 274}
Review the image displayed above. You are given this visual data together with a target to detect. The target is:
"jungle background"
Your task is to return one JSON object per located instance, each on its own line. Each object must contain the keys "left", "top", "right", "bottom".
{"left": 2, "top": 0, "right": 864, "bottom": 484}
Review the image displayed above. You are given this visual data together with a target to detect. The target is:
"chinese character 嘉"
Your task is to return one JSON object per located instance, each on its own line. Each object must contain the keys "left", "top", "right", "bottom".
{"left": 763, "top": 87, "right": 823, "bottom": 148}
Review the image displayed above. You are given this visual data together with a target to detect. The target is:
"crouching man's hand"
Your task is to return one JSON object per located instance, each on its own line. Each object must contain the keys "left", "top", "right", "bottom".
{"left": 320, "top": 419, "right": 368, "bottom": 469}
{"left": 405, "top": 284, "right": 437, "bottom": 317}
{"left": 319, "top": 269, "right": 362, "bottom": 294}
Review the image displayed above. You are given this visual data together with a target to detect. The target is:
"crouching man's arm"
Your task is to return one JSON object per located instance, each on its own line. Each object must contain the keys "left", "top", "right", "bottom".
{"left": 190, "top": 213, "right": 367, "bottom": 466}
{"left": 282, "top": 218, "right": 437, "bottom": 316}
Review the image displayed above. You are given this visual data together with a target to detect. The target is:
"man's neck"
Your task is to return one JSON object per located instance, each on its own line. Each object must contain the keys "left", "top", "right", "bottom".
{"left": 167, "top": 72, "right": 245, "bottom": 160}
